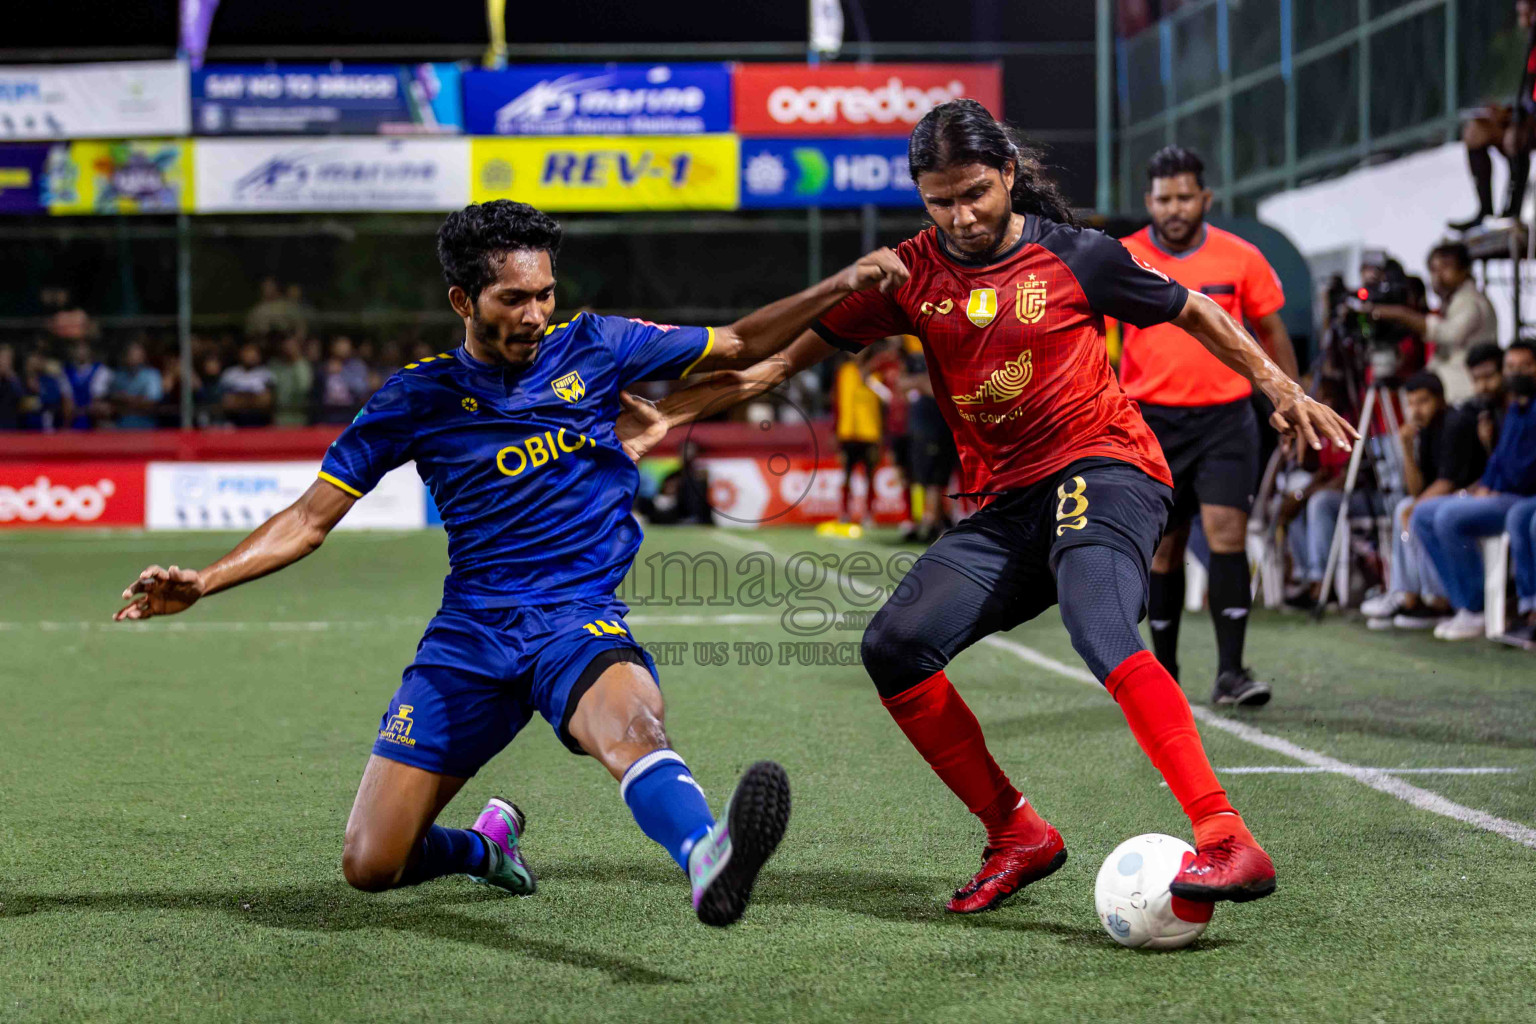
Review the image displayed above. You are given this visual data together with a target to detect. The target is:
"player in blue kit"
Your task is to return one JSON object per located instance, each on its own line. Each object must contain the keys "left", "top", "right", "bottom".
{"left": 113, "top": 200, "right": 909, "bottom": 926}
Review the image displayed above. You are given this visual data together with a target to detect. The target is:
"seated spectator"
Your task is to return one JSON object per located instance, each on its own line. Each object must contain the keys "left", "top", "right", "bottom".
{"left": 63, "top": 341, "right": 112, "bottom": 429}
{"left": 1505, "top": 494, "right": 1536, "bottom": 647}
{"left": 1281, "top": 434, "right": 1371, "bottom": 609}
{"left": 269, "top": 335, "right": 313, "bottom": 427}
{"left": 109, "top": 342, "right": 161, "bottom": 430}
{"left": 1361, "top": 372, "right": 1486, "bottom": 629}
{"left": 156, "top": 352, "right": 186, "bottom": 428}
{"left": 1463, "top": 342, "right": 1507, "bottom": 455}
{"left": 194, "top": 354, "right": 224, "bottom": 427}
{"left": 1367, "top": 244, "right": 1497, "bottom": 404}
{"left": 20, "top": 351, "right": 71, "bottom": 431}
{"left": 244, "top": 277, "right": 306, "bottom": 340}
{"left": 1411, "top": 341, "right": 1536, "bottom": 639}
{"left": 0, "top": 344, "right": 24, "bottom": 429}
{"left": 313, "top": 336, "right": 371, "bottom": 424}
{"left": 220, "top": 342, "right": 275, "bottom": 427}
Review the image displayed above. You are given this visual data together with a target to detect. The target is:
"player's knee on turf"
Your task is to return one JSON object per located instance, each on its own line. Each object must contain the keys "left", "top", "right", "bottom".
{"left": 861, "top": 602, "right": 947, "bottom": 698}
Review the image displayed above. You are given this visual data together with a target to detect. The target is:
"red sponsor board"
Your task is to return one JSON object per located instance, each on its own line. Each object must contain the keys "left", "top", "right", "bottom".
{"left": 0, "top": 462, "right": 146, "bottom": 527}
{"left": 733, "top": 63, "right": 1003, "bottom": 137}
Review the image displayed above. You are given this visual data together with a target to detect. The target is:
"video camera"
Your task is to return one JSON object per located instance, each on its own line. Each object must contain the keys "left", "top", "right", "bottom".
{"left": 1320, "top": 256, "right": 1412, "bottom": 388}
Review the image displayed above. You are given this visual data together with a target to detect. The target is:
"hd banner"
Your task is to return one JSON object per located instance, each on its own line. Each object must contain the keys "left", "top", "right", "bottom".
{"left": 462, "top": 63, "right": 731, "bottom": 136}
{"left": 740, "top": 138, "right": 918, "bottom": 208}
{"left": 0, "top": 60, "right": 190, "bottom": 140}
{"left": 471, "top": 135, "right": 738, "bottom": 211}
{"left": 194, "top": 137, "right": 470, "bottom": 212}
{"left": 45, "top": 139, "right": 193, "bottom": 215}
{"left": 733, "top": 63, "right": 1002, "bottom": 137}
{"left": 192, "top": 63, "right": 463, "bottom": 135}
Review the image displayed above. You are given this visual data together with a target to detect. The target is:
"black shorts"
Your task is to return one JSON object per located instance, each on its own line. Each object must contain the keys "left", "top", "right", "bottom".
{"left": 840, "top": 440, "right": 879, "bottom": 473}
{"left": 1138, "top": 397, "right": 1259, "bottom": 522}
{"left": 916, "top": 457, "right": 1173, "bottom": 630}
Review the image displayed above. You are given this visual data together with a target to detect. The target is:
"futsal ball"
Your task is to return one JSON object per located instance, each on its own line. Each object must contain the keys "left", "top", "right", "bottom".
{"left": 1094, "top": 833, "right": 1213, "bottom": 950}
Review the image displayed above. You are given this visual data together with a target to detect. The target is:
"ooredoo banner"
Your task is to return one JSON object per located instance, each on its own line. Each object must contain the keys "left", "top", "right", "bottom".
{"left": 0, "top": 60, "right": 190, "bottom": 140}
{"left": 146, "top": 462, "right": 425, "bottom": 530}
{"left": 0, "top": 462, "right": 146, "bottom": 528}
{"left": 193, "top": 137, "right": 470, "bottom": 212}
{"left": 732, "top": 63, "right": 1002, "bottom": 137}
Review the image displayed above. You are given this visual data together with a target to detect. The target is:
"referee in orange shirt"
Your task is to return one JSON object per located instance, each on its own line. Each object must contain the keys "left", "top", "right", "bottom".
{"left": 1119, "top": 147, "right": 1299, "bottom": 707}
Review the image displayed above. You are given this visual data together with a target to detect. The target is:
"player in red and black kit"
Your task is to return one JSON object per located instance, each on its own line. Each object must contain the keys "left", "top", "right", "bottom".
{"left": 620, "top": 101, "right": 1355, "bottom": 914}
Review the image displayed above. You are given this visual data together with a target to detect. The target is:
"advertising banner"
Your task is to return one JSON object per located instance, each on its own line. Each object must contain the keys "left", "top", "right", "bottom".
{"left": 733, "top": 63, "right": 1002, "bottom": 137}
{"left": 462, "top": 63, "right": 731, "bottom": 136}
{"left": 0, "top": 143, "right": 50, "bottom": 213}
{"left": 471, "top": 135, "right": 738, "bottom": 211}
{"left": 695, "top": 455, "right": 908, "bottom": 526}
{"left": 146, "top": 462, "right": 425, "bottom": 531}
{"left": 44, "top": 139, "right": 193, "bottom": 215}
{"left": 740, "top": 138, "right": 918, "bottom": 208}
{"left": 194, "top": 137, "right": 470, "bottom": 212}
{"left": 0, "top": 60, "right": 190, "bottom": 140}
{"left": 192, "top": 63, "right": 463, "bottom": 135}
{"left": 0, "top": 462, "right": 146, "bottom": 528}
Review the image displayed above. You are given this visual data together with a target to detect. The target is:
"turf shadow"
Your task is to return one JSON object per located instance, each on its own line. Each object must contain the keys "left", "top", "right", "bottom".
{"left": 0, "top": 883, "right": 682, "bottom": 985}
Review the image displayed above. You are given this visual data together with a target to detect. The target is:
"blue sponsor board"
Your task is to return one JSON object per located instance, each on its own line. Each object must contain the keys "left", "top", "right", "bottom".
{"left": 462, "top": 63, "right": 731, "bottom": 136}
{"left": 192, "top": 63, "right": 462, "bottom": 135}
{"left": 739, "top": 139, "right": 920, "bottom": 208}
{"left": 0, "top": 143, "right": 50, "bottom": 213}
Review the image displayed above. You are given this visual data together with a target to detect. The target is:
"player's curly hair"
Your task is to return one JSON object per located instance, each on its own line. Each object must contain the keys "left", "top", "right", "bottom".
{"left": 436, "top": 200, "right": 563, "bottom": 301}
{"left": 908, "top": 98, "right": 1078, "bottom": 227}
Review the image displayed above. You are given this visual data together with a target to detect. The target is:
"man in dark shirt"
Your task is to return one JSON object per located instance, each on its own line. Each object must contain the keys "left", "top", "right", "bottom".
{"left": 1365, "top": 372, "right": 1487, "bottom": 628}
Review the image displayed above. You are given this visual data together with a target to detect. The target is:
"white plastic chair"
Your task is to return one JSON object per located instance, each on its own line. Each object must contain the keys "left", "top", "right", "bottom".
{"left": 1483, "top": 533, "right": 1511, "bottom": 638}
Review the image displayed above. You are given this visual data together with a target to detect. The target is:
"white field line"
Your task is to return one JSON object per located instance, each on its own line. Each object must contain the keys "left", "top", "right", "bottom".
{"left": 1217, "top": 766, "right": 1519, "bottom": 776}
{"left": 979, "top": 635, "right": 1536, "bottom": 851}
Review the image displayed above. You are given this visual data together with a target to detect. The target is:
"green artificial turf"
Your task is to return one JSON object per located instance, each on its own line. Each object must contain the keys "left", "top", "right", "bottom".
{"left": 1, "top": 527, "right": 1533, "bottom": 1023}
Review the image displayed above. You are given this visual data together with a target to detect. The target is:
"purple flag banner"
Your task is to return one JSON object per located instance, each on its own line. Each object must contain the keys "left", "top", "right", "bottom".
{"left": 179, "top": 0, "right": 221, "bottom": 72}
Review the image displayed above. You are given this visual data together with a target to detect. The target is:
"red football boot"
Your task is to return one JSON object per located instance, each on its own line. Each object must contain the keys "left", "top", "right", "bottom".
{"left": 1169, "top": 835, "right": 1277, "bottom": 903}
{"left": 946, "top": 824, "right": 1067, "bottom": 914}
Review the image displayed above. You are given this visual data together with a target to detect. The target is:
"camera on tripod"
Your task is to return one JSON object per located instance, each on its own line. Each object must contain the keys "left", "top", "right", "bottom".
{"left": 1321, "top": 261, "right": 1412, "bottom": 389}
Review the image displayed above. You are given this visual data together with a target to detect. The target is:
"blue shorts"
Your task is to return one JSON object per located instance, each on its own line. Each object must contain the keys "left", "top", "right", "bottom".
{"left": 372, "top": 600, "right": 658, "bottom": 778}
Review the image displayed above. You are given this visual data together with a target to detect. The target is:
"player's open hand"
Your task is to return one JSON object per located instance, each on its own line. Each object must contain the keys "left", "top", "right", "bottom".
{"left": 842, "top": 247, "right": 911, "bottom": 294}
{"left": 1269, "top": 389, "right": 1358, "bottom": 454}
{"left": 114, "top": 564, "right": 205, "bottom": 622}
{"left": 616, "top": 390, "right": 668, "bottom": 462}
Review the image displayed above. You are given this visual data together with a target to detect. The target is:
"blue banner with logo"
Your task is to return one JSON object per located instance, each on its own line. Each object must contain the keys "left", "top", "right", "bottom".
{"left": 739, "top": 139, "right": 919, "bottom": 208}
{"left": 462, "top": 63, "right": 731, "bottom": 135}
{"left": 191, "top": 63, "right": 462, "bottom": 135}
{"left": 0, "top": 143, "right": 50, "bottom": 213}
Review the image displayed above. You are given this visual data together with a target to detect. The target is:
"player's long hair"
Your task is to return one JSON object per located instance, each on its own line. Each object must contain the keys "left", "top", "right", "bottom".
{"left": 908, "top": 99, "right": 1078, "bottom": 227}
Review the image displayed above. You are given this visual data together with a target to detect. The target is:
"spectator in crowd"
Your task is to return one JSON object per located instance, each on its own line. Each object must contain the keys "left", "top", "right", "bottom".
{"left": 269, "top": 334, "right": 313, "bottom": 427}
{"left": 1463, "top": 342, "right": 1508, "bottom": 454}
{"left": 833, "top": 350, "right": 883, "bottom": 529}
{"left": 20, "top": 351, "right": 71, "bottom": 431}
{"left": 639, "top": 440, "right": 714, "bottom": 526}
{"left": 1505, "top": 492, "right": 1536, "bottom": 647}
{"left": 1361, "top": 372, "right": 1486, "bottom": 629}
{"left": 0, "top": 344, "right": 24, "bottom": 429}
{"left": 194, "top": 353, "right": 224, "bottom": 427}
{"left": 1367, "top": 243, "right": 1498, "bottom": 403}
{"left": 244, "top": 277, "right": 307, "bottom": 340}
{"left": 109, "top": 341, "right": 161, "bottom": 430}
{"left": 312, "top": 336, "right": 371, "bottom": 424}
{"left": 155, "top": 352, "right": 187, "bottom": 429}
{"left": 63, "top": 341, "right": 113, "bottom": 429}
{"left": 220, "top": 341, "right": 275, "bottom": 427}
{"left": 1411, "top": 341, "right": 1536, "bottom": 639}
{"left": 1281, "top": 433, "right": 1370, "bottom": 610}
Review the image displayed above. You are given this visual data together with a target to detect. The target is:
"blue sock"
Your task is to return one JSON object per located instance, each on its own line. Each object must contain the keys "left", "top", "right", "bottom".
{"left": 399, "top": 826, "right": 489, "bottom": 886}
{"left": 621, "top": 749, "right": 715, "bottom": 872}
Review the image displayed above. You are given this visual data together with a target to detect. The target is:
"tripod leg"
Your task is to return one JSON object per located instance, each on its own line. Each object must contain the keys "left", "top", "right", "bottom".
{"left": 1314, "top": 389, "right": 1377, "bottom": 619}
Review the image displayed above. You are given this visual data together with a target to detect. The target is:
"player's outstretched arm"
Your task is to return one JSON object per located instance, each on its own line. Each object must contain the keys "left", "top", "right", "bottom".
{"left": 689, "top": 249, "right": 908, "bottom": 376}
{"left": 617, "top": 329, "right": 837, "bottom": 461}
{"left": 113, "top": 480, "right": 355, "bottom": 622}
{"left": 1173, "top": 291, "right": 1358, "bottom": 452}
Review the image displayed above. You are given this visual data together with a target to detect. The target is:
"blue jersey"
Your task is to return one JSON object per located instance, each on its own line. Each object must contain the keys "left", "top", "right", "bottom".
{"left": 319, "top": 312, "right": 714, "bottom": 609}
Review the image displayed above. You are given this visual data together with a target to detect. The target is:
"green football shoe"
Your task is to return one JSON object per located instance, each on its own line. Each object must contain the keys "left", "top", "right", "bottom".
{"left": 469, "top": 797, "right": 537, "bottom": 895}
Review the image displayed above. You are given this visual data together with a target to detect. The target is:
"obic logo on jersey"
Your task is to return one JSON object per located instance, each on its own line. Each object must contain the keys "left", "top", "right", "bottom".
{"left": 497, "top": 429, "right": 598, "bottom": 478}
{"left": 966, "top": 287, "right": 998, "bottom": 327}
{"left": 1016, "top": 276, "right": 1048, "bottom": 324}
{"left": 552, "top": 370, "right": 586, "bottom": 403}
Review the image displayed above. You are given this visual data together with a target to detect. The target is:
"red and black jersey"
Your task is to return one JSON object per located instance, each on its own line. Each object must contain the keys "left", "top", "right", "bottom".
{"left": 813, "top": 217, "right": 1187, "bottom": 498}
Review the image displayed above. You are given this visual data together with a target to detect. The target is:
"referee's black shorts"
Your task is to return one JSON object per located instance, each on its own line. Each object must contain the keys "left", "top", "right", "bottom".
{"left": 1137, "top": 396, "right": 1260, "bottom": 523}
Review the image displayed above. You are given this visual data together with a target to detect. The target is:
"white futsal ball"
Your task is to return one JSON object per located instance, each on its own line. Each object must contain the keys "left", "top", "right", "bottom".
{"left": 1094, "top": 833, "right": 1213, "bottom": 950}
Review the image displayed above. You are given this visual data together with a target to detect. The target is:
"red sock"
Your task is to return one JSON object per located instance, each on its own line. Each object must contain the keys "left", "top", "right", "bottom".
{"left": 1104, "top": 651, "right": 1254, "bottom": 848}
{"left": 880, "top": 671, "right": 1045, "bottom": 845}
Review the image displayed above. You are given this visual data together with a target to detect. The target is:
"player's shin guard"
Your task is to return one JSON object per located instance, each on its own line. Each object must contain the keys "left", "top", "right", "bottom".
{"left": 1104, "top": 650, "right": 1254, "bottom": 849}
{"left": 399, "top": 826, "right": 490, "bottom": 886}
{"left": 880, "top": 670, "right": 1043, "bottom": 844}
{"left": 621, "top": 748, "right": 714, "bottom": 871}
{"left": 1147, "top": 568, "right": 1185, "bottom": 680}
{"left": 1207, "top": 552, "right": 1251, "bottom": 676}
